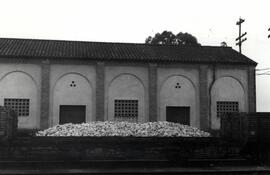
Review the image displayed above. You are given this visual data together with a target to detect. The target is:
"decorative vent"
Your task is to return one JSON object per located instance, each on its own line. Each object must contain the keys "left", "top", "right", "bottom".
{"left": 175, "top": 82, "right": 181, "bottom": 89}
{"left": 216, "top": 101, "right": 239, "bottom": 118}
{"left": 4, "top": 98, "right": 30, "bottom": 117}
{"left": 70, "top": 81, "right": 76, "bottom": 87}
{"left": 114, "top": 99, "right": 138, "bottom": 122}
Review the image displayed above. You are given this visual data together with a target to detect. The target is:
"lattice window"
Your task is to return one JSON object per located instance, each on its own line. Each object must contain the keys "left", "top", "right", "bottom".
{"left": 4, "top": 98, "right": 30, "bottom": 117}
{"left": 216, "top": 101, "right": 239, "bottom": 118}
{"left": 114, "top": 99, "right": 138, "bottom": 122}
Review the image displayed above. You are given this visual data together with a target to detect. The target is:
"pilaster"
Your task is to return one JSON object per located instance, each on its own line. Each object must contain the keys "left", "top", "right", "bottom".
{"left": 248, "top": 66, "right": 256, "bottom": 112}
{"left": 199, "top": 65, "right": 209, "bottom": 130}
{"left": 149, "top": 63, "right": 157, "bottom": 122}
{"left": 40, "top": 59, "right": 50, "bottom": 129}
{"left": 96, "top": 62, "right": 105, "bottom": 121}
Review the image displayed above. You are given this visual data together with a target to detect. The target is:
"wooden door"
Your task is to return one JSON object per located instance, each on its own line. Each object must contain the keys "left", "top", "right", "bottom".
{"left": 59, "top": 105, "right": 86, "bottom": 124}
{"left": 166, "top": 106, "right": 190, "bottom": 125}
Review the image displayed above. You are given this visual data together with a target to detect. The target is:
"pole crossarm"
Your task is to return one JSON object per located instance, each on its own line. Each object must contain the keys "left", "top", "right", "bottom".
{"left": 236, "top": 32, "right": 247, "bottom": 41}
{"left": 236, "top": 38, "right": 247, "bottom": 46}
{"left": 236, "top": 18, "right": 245, "bottom": 25}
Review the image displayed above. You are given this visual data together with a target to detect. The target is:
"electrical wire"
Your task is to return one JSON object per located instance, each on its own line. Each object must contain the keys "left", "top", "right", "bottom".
{"left": 256, "top": 68, "right": 270, "bottom": 75}
{"left": 256, "top": 68, "right": 270, "bottom": 71}
{"left": 256, "top": 73, "right": 270, "bottom": 76}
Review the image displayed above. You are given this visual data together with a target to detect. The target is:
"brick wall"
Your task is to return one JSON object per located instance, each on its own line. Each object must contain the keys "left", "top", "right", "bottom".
{"left": 0, "top": 137, "right": 241, "bottom": 161}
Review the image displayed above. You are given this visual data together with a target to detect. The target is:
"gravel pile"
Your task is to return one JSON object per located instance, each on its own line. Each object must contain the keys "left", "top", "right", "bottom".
{"left": 36, "top": 121, "right": 210, "bottom": 137}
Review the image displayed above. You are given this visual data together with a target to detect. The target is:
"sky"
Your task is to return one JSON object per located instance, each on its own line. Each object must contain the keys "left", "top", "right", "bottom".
{"left": 0, "top": 0, "right": 269, "bottom": 111}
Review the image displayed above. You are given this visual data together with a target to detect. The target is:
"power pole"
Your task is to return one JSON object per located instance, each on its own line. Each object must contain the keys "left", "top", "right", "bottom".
{"left": 236, "top": 18, "right": 247, "bottom": 54}
{"left": 268, "top": 28, "right": 270, "bottom": 38}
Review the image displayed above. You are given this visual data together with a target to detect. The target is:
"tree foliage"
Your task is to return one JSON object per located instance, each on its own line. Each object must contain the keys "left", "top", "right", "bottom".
{"left": 145, "top": 30, "right": 200, "bottom": 46}
{"left": 220, "top": 41, "right": 227, "bottom": 47}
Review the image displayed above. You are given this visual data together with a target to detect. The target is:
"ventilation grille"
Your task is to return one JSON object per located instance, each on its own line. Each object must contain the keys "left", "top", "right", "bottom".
{"left": 114, "top": 99, "right": 138, "bottom": 122}
{"left": 217, "top": 101, "right": 239, "bottom": 118}
{"left": 4, "top": 98, "right": 30, "bottom": 117}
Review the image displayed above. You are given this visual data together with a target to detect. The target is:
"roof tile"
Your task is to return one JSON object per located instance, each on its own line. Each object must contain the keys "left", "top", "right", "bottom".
{"left": 0, "top": 38, "right": 257, "bottom": 65}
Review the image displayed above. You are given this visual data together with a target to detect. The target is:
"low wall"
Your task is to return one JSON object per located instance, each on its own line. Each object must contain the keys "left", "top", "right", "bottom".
{"left": 220, "top": 112, "right": 270, "bottom": 143}
{"left": 0, "top": 136, "right": 242, "bottom": 162}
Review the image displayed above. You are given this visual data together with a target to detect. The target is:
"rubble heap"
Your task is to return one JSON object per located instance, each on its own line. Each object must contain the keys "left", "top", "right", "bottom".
{"left": 36, "top": 121, "right": 210, "bottom": 137}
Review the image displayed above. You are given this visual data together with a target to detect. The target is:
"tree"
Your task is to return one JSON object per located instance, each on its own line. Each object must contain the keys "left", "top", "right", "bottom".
{"left": 145, "top": 30, "right": 200, "bottom": 46}
{"left": 220, "top": 41, "right": 227, "bottom": 47}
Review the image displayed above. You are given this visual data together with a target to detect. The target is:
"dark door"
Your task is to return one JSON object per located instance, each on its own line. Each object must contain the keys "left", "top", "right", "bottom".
{"left": 166, "top": 106, "right": 190, "bottom": 125}
{"left": 59, "top": 105, "right": 86, "bottom": 124}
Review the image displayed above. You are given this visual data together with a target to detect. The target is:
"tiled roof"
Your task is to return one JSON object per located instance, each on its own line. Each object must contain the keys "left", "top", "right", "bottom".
{"left": 0, "top": 38, "right": 257, "bottom": 65}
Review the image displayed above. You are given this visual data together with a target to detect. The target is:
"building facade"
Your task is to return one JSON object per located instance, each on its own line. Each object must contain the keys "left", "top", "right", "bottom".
{"left": 0, "top": 38, "right": 257, "bottom": 131}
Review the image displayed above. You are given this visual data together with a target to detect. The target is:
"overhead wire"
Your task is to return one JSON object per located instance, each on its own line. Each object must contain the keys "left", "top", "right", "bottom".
{"left": 256, "top": 68, "right": 270, "bottom": 71}
{"left": 257, "top": 73, "right": 270, "bottom": 76}
{"left": 256, "top": 68, "right": 270, "bottom": 75}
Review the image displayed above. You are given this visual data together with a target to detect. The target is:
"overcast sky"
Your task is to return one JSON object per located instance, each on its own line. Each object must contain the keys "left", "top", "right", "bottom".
{"left": 0, "top": 0, "right": 269, "bottom": 111}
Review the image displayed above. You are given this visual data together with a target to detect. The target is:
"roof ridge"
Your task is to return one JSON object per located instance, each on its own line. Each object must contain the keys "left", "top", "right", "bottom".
{"left": 0, "top": 37, "right": 232, "bottom": 49}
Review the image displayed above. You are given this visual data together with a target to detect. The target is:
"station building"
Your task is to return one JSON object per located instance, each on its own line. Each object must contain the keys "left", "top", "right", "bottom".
{"left": 0, "top": 38, "right": 257, "bottom": 131}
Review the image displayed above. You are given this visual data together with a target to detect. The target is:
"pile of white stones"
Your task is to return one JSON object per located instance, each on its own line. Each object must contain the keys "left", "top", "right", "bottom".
{"left": 36, "top": 121, "right": 210, "bottom": 137}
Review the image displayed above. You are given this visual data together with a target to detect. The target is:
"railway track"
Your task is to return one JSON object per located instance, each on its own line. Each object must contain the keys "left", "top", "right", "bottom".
{"left": 1, "top": 166, "right": 270, "bottom": 175}
{"left": 0, "top": 160, "right": 268, "bottom": 175}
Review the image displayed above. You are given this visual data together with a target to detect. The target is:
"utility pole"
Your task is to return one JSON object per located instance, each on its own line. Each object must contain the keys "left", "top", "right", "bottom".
{"left": 236, "top": 18, "right": 247, "bottom": 54}
{"left": 268, "top": 28, "right": 270, "bottom": 38}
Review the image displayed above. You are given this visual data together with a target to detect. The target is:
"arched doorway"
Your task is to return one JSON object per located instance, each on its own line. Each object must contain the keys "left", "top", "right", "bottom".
{"left": 160, "top": 75, "right": 197, "bottom": 127}
{"left": 52, "top": 73, "right": 92, "bottom": 125}
{"left": 0, "top": 71, "right": 39, "bottom": 129}
{"left": 107, "top": 74, "right": 146, "bottom": 122}
{"left": 211, "top": 76, "right": 245, "bottom": 129}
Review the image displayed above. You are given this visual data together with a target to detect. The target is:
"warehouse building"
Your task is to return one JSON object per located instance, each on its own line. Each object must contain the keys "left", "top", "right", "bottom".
{"left": 0, "top": 38, "right": 257, "bottom": 131}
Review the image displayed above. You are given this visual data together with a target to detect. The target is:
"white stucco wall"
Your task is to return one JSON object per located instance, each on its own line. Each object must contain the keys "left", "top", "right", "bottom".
{"left": 0, "top": 64, "right": 41, "bottom": 129}
{"left": 105, "top": 66, "right": 148, "bottom": 122}
{"left": 50, "top": 65, "right": 96, "bottom": 126}
{"left": 157, "top": 66, "right": 199, "bottom": 128}
{"left": 0, "top": 61, "right": 250, "bottom": 131}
